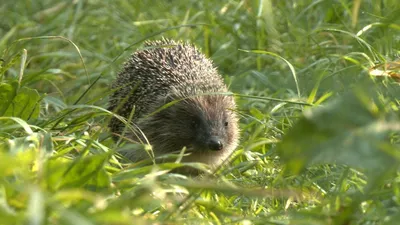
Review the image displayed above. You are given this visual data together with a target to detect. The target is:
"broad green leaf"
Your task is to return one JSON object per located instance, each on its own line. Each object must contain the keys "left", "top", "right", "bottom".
{"left": 85, "top": 169, "right": 111, "bottom": 191}
{"left": 278, "top": 87, "right": 399, "bottom": 182}
{"left": 44, "top": 154, "right": 110, "bottom": 191}
{"left": 3, "top": 86, "right": 41, "bottom": 120}
{"left": 0, "top": 82, "right": 17, "bottom": 116}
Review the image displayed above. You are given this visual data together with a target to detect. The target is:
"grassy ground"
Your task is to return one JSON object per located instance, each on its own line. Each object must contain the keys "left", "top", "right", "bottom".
{"left": 1, "top": 0, "right": 400, "bottom": 224}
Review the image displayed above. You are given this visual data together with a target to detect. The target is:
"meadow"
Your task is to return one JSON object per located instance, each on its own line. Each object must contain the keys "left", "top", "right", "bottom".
{"left": 1, "top": 0, "right": 400, "bottom": 224}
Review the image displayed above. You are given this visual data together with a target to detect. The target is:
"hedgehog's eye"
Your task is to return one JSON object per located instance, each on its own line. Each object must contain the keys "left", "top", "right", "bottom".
{"left": 224, "top": 121, "right": 229, "bottom": 127}
{"left": 191, "top": 119, "right": 199, "bottom": 128}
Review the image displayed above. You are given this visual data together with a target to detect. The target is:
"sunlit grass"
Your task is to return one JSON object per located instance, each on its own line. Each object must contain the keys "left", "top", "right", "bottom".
{"left": 1, "top": 0, "right": 400, "bottom": 224}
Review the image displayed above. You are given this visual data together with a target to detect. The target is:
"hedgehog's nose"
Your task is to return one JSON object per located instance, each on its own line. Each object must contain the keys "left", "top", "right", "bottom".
{"left": 208, "top": 136, "right": 223, "bottom": 151}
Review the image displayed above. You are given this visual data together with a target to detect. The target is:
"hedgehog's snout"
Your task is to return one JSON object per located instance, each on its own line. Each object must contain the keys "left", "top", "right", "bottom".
{"left": 207, "top": 136, "right": 224, "bottom": 151}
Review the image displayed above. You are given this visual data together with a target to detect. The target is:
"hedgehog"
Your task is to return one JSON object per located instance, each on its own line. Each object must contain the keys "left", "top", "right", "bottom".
{"left": 108, "top": 38, "right": 239, "bottom": 173}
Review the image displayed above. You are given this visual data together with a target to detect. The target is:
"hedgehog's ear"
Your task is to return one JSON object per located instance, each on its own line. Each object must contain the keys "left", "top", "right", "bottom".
{"left": 164, "top": 93, "right": 175, "bottom": 104}
{"left": 159, "top": 94, "right": 182, "bottom": 112}
{"left": 152, "top": 94, "right": 178, "bottom": 116}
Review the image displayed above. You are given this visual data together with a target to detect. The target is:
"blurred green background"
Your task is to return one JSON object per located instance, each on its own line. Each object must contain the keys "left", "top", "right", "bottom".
{"left": 1, "top": 0, "right": 400, "bottom": 224}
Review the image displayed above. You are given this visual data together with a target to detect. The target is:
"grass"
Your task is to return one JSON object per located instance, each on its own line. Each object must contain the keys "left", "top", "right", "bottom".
{"left": 1, "top": 0, "right": 400, "bottom": 224}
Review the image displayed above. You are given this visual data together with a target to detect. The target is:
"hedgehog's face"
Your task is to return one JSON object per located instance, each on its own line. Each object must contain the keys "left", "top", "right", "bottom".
{"left": 188, "top": 97, "right": 238, "bottom": 152}
{"left": 147, "top": 94, "right": 239, "bottom": 167}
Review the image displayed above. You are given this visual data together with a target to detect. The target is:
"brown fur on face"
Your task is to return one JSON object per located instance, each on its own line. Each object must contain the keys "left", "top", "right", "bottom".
{"left": 135, "top": 94, "right": 239, "bottom": 167}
